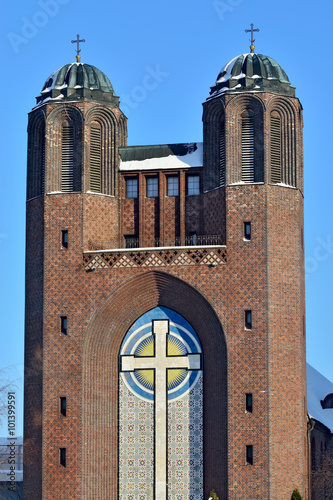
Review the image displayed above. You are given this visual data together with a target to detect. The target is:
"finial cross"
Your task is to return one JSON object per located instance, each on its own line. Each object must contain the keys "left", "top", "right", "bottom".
{"left": 245, "top": 23, "right": 260, "bottom": 45}
{"left": 71, "top": 34, "right": 85, "bottom": 58}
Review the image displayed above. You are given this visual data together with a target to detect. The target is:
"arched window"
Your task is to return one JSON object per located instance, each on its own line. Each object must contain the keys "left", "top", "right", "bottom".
{"left": 271, "top": 111, "right": 282, "bottom": 183}
{"left": 61, "top": 123, "right": 74, "bottom": 192}
{"left": 27, "top": 113, "right": 45, "bottom": 200}
{"left": 241, "top": 110, "right": 254, "bottom": 182}
{"left": 118, "top": 306, "right": 203, "bottom": 500}
{"left": 90, "top": 122, "right": 101, "bottom": 192}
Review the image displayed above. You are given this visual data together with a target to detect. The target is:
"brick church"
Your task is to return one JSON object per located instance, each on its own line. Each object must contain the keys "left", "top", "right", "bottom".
{"left": 24, "top": 32, "right": 308, "bottom": 500}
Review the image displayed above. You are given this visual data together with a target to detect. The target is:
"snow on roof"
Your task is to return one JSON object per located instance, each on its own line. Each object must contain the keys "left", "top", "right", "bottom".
{"left": 119, "top": 142, "right": 203, "bottom": 171}
{"left": 307, "top": 363, "right": 333, "bottom": 432}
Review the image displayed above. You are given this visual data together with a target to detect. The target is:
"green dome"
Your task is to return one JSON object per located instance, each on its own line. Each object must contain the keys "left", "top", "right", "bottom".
{"left": 36, "top": 62, "right": 118, "bottom": 106}
{"left": 209, "top": 52, "right": 295, "bottom": 97}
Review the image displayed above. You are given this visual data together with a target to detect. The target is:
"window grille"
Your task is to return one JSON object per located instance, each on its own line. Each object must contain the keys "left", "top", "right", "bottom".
{"left": 147, "top": 177, "right": 158, "bottom": 197}
{"left": 167, "top": 176, "right": 179, "bottom": 196}
{"left": 271, "top": 115, "right": 282, "bottom": 183}
{"left": 90, "top": 125, "right": 101, "bottom": 192}
{"left": 61, "top": 125, "right": 74, "bottom": 192}
{"left": 219, "top": 123, "right": 226, "bottom": 186}
{"left": 126, "top": 178, "right": 138, "bottom": 198}
{"left": 241, "top": 115, "right": 254, "bottom": 183}
{"left": 187, "top": 175, "right": 200, "bottom": 195}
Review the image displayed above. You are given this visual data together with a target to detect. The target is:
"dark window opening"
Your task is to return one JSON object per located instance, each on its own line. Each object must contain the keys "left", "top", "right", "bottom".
{"left": 244, "top": 222, "right": 251, "bottom": 241}
{"left": 126, "top": 178, "right": 138, "bottom": 199}
{"left": 246, "top": 445, "right": 253, "bottom": 465}
{"left": 60, "top": 448, "right": 66, "bottom": 467}
{"left": 124, "top": 235, "right": 139, "bottom": 249}
{"left": 245, "top": 310, "right": 252, "bottom": 330}
{"left": 61, "top": 316, "right": 67, "bottom": 335}
{"left": 60, "top": 397, "right": 67, "bottom": 417}
{"left": 246, "top": 393, "right": 253, "bottom": 413}
{"left": 62, "top": 230, "right": 68, "bottom": 248}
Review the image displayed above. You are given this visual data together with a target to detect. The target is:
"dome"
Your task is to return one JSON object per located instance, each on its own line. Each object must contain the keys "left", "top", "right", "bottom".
{"left": 36, "top": 62, "right": 119, "bottom": 106}
{"left": 209, "top": 52, "right": 295, "bottom": 98}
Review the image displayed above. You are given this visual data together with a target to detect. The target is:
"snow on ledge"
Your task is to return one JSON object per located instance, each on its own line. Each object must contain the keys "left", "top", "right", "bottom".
{"left": 120, "top": 143, "right": 203, "bottom": 171}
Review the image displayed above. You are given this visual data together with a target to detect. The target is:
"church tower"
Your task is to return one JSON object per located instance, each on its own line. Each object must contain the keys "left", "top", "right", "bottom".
{"left": 24, "top": 36, "right": 307, "bottom": 500}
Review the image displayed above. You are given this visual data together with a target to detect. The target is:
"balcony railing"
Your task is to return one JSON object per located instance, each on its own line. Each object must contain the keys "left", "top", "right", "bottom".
{"left": 88, "top": 235, "right": 223, "bottom": 251}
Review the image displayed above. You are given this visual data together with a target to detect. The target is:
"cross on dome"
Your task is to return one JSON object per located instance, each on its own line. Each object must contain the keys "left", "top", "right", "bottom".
{"left": 245, "top": 23, "right": 260, "bottom": 53}
{"left": 71, "top": 34, "right": 85, "bottom": 62}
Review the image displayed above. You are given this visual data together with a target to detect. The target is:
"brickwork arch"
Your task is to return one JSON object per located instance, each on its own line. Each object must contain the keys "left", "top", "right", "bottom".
{"left": 46, "top": 105, "right": 83, "bottom": 193}
{"left": 118, "top": 113, "right": 128, "bottom": 148}
{"left": 82, "top": 270, "right": 228, "bottom": 500}
{"left": 27, "top": 110, "right": 46, "bottom": 199}
{"left": 225, "top": 94, "right": 265, "bottom": 184}
{"left": 267, "top": 96, "right": 300, "bottom": 188}
{"left": 85, "top": 107, "right": 120, "bottom": 195}
{"left": 203, "top": 98, "right": 226, "bottom": 190}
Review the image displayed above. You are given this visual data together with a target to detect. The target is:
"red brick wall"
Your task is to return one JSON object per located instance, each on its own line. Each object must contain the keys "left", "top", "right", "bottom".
{"left": 24, "top": 198, "right": 44, "bottom": 499}
{"left": 24, "top": 87, "right": 307, "bottom": 500}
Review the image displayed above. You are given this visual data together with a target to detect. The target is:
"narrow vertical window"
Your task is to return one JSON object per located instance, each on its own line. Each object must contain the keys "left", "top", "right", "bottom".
{"left": 60, "top": 397, "right": 67, "bottom": 417}
{"left": 126, "top": 178, "right": 138, "bottom": 199}
{"left": 219, "top": 120, "right": 226, "bottom": 186}
{"left": 61, "top": 316, "right": 67, "bottom": 335}
{"left": 90, "top": 123, "right": 101, "bottom": 192}
{"left": 187, "top": 175, "right": 200, "bottom": 195}
{"left": 241, "top": 111, "right": 254, "bottom": 183}
{"left": 61, "top": 124, "right": 74, "bottom": 192}
{"left": 167, "top": 176, "right": 179, "bottom": 196}
{"left": 244, "top": 222, "right": 251, "bottom": 241}
{"left": 60, "top": 448, "right": 66, "bottom": 467}
{"left": 245, "top": 310, "right": 252, "bottom": 330}
{"left": 246, "top": 393, "right": 253, "bottom": 413}
{"left": 146, "top": 177, "right": 158, "bottom": 198}
{"left": 271, "top": 112, "right": 281, "bottom": 183}
{"left": 246, "top": 445, "right": 253, "bottom": 465}
{"left": 62, "top": 230, "right": 68, "bottom": 249}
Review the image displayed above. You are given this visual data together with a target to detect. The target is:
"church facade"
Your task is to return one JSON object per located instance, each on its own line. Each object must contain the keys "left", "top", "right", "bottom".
{"left": 24, "top": 42, "right": 308, "bottom": 499}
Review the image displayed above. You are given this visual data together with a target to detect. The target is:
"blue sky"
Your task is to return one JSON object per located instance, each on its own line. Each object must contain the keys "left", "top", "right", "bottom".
{"left": 1, "top": 0, "right": 333, "bottom": 435}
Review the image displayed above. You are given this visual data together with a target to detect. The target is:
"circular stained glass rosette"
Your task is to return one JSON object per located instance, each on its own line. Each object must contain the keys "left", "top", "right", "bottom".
{"left": 120, "top": 309, "right": 202, "bottom": 402}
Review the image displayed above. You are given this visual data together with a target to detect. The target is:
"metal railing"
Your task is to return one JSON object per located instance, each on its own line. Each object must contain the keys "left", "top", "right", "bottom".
{"left": 88, "top": 235, "right": 223, "bottom": 251}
